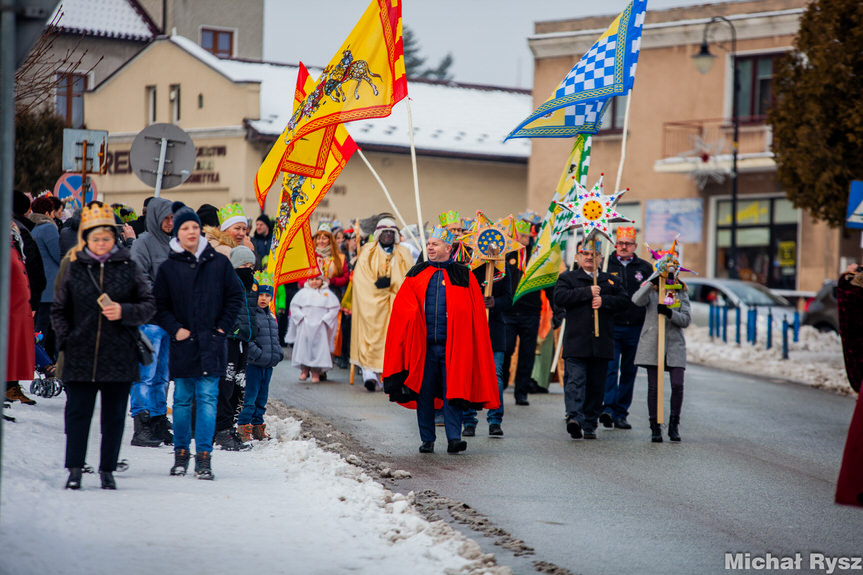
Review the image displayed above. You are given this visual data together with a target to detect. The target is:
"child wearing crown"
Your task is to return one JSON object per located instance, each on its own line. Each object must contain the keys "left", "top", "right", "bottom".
{"left": 237, "top": 271, "right": 284, "bottom": 442}
{"left": 287, "top": 272, "right": 341, "bottom": 383}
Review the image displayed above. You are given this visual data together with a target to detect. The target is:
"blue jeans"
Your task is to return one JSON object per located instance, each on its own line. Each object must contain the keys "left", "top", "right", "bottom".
{"left": 417, "top": 343, "right": 462, "bottom": 443}
{"left": 463, "top": 351, "right": 505, "bottom": 427}
{"left": 173, "top": 376, "right": 219, "bottom": 453}
{"left": 238, "top": 365, "right": 271, "bottom": 425}
{"left": 129, "top": 324, "right": 170, "bottom": 417}
{"left": 564, "top": 357, "right": 608, "bottom": 432}
{"left": 603, "top": 324, "right": 642, "bottom": 419}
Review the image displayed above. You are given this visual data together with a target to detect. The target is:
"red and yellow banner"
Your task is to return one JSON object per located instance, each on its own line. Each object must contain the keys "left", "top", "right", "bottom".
{"left": 255, "top": 0, "right": 407, "bottom": 208}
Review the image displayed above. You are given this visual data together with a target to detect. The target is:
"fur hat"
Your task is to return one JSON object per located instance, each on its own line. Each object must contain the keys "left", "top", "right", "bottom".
{"left": 172, "top": 202, "right": 201, "bottom": 237}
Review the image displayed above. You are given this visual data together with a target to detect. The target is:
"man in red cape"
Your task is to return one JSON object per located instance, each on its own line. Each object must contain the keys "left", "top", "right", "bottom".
{"left": 383, "top": 226, "right": 499, "bottom": 454}
{"left": 836, "top": 263, "right": 863, "bottom": 507}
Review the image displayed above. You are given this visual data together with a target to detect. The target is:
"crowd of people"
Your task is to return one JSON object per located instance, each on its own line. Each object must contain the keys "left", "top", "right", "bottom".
{"left": 7, "top": 191, "right": 858, "bottom": 507}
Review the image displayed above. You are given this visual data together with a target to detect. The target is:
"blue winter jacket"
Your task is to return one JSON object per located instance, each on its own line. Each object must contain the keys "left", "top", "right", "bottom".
{"left": 247, "top": 306, "right": 283, "bottom": 368}
{"left": 29, "top": 214, "right": 60, "bottom": 303}
{"left": 153, "top": 237, "right": 245, "bottom": 378}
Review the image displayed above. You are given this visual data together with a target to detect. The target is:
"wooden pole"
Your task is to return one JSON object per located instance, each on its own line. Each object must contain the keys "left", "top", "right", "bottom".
{"left": 482, "top": 245, "right": 499, "bottom": 321}
{"left": 405, "top": 99, "right": 428, "bottom": 260}
{"left": 355, "top": 148, "right": 421, "bottom": 250}
{"left": 551, "top": 318, "right": 565, "bottom": 373}
{"left": 656, "top": 278, "right": 666, "bottom": 424}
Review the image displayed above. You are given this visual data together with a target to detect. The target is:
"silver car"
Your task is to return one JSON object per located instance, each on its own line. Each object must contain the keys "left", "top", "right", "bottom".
{"left": 684, "top": 277, "right": 796, "bottom": 331}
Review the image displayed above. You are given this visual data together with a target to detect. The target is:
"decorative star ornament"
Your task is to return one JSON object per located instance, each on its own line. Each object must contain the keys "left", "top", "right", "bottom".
{"left": 554, "top": 173, "right": 634, "bottom": 242}
{"left": 461, "top": 211, "right": 524, "bottom": 272}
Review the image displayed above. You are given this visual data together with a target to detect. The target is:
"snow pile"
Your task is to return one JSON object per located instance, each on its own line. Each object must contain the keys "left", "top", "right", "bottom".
{"left": 686, "top": 325, "right": 852, "bottom": 394}
{"left": 0, "top": 400, "right": 507, "bottom": 575}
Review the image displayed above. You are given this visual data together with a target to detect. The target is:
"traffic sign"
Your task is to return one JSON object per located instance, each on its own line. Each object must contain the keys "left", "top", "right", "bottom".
{"left": 53, "top": 173, "right": 96, "bottom": 209}
{"left": 847, "top": 180, "right": 863, "bottom": 230}
{"left": 129, "top": 123, "right": 195, "bottom": 195}
{"left": 62, "top": 129, "right": 108, "bottom": 173}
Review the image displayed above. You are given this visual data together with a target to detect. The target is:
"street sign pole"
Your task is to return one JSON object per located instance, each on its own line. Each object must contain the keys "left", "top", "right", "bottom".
{"left": 153, "top": 137, "right": 169, "bottom": 197}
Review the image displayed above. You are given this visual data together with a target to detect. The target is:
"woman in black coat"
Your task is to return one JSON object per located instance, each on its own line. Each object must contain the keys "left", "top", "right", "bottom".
{"left": 52, "top": 202, "right": 156, "bottom": 490}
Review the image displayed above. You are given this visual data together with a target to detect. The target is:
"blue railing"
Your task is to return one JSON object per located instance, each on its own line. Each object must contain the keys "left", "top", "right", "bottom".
{"left": 708, "top": 304, "right": 799, "bottom": 358}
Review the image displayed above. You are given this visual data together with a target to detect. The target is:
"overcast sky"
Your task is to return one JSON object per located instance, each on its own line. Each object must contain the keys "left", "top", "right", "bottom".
{"left": 262, "top": 0, "right": 733, "bottom": 89}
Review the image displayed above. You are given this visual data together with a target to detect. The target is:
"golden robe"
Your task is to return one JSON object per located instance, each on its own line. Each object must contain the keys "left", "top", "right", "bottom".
{"left": 350, "top": 242, "right": 413, "bottom": 372}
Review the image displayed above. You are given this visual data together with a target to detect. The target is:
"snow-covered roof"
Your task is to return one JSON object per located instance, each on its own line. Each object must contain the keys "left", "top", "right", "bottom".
{"left": 51, "top": 0, "right": 158, "bottom": 42}
{"left": 167, "top": 36, "right": 532, "bottom": 161}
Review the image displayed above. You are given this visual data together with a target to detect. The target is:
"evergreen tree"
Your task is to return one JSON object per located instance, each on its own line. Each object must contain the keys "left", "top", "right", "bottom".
{"left": 403, "top": 26, "right": 454, "bottom": 82}
{"left": 769, "top": 0, "right": 863, "bottom": 228}
{"left": 15, "top": 108, "right": 65, "bottom": 197}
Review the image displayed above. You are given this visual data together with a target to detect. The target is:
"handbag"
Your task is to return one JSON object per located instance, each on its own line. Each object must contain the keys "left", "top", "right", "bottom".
{"left": 135, "top": 330, "right": 155, "bottom": 366}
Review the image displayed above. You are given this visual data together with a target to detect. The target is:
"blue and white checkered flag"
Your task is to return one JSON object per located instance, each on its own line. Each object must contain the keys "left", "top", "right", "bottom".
{"left": 505, "top": 0, "right": 647, "bottom": 140}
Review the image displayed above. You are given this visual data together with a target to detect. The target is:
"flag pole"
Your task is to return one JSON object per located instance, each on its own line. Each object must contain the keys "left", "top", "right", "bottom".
{"left": 405, "top": 98, "right": 428, "bottom": 259}
{"left": 355, "top": 147, "right": 421, "bottom": 250}
{"left": 656, "top": 277, "right": 666, "bottom": 425}
{"left": 603, "top": 93, "right": 634, "bottom": 273}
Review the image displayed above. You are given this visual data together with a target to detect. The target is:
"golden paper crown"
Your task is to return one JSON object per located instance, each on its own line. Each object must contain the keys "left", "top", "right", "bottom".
{"left": 615, "top": 226, "right": 637, "bottom": 242}
{"left": 80, "top": 203, "right": 116, "bottom": 232}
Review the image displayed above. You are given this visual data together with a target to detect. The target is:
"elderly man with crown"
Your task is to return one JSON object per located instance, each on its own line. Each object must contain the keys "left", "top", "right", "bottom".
{"left": 350, "top": 217, "right": 414, "bottom": 391}
{"left": 600, "top": 226, "right": 656, "bottom": 431}
{"left": 383, "top": 226, "right": 500, "bottom": 454}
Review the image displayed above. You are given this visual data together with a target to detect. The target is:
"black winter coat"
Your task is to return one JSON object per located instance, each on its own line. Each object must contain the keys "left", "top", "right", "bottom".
{"left": 229, "top": 269, "right": 258, "bottom": 343}
{"left": 472, "top": 262, "right": 512, "bottom": 352}
{"left": 51, "top": 247, "right": 156, "bottom": 382}
{"left": 554, "top": 268, "right": 627, "bottom": 359}
{"left": 605, "top": 253, "right": 655, "bottom": 327}
{"left": 13, "top": 216, "right": 46, "bottom": 311}
{"left": 153, "top": 240, "right": 245, "bottom": 379}
{"left": 247, "top": 307, "right": 283, "bottom": 368}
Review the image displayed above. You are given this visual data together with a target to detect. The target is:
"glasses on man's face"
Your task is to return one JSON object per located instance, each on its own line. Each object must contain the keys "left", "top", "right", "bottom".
{"left": 578, "top": 251, "right": 594, "bottom": 256}
{"left": 616, "top": 242, "right": 636, "bottom": 247}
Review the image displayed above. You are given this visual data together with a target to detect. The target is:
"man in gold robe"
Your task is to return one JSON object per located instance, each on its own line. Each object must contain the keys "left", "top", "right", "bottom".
{"left": 350, "top": 218, "right": 414, "bottom": 391}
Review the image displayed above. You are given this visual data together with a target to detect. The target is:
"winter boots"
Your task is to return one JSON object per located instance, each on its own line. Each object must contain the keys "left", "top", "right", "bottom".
{"left": 649, "top": 418, "right": 663, "bottom": 443}
{"left": 150, "top": 414, "right": 173, "bottom": 446}
{"left": 252, "top": 423, "right": 271, "bottom": 441}
{"left": 237, "top": 423, "right": 254, "bottom": 442}
{"left": 170, "top": 449, "right": 191, "bottom": 476}
{"left": 99, "top": 471, "right": 116, "bottom": 490}
{"left": 668, "top": 415, "right": 681, "bottom": 442}
{"left": 65, "top": 467, "right": 83, "bottom": 490}
{"left": 195, "top": 452, "right": 214, "bottom": 480}
{"left": 6, "top": 383, "right": 36, "bottom": 405}
{"left": 214, "top": 428, "right": 253, "bottom": 451}
{"left": 131, "top": 411, "right": 163, "bottom": 447}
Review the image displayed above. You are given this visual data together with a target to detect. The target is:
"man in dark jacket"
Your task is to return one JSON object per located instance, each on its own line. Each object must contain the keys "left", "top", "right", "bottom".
{"left": 462, "top": 260, "right": 512, "bottom": 437}
{"left": 12, "top": 190, "right": 46, "bottom": 312}
{"left": 554, "top": 238, "right": 626, "bottom": 440}
{"left": 600, "top": 227, "right": 655, "bottom": 430}
{"left": 128, "top": 196, "right": 152, "bottom": 237}
{"left": 153, "top": 202, "right": 244, "bottom": 480}
{"left": 250, "top": 214, "right": 273, "bottom": 270}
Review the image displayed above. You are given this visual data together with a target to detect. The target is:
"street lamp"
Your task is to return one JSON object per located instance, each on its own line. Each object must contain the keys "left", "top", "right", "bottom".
{"left": 693, "top": 16, "right": 739, "bottom": 279}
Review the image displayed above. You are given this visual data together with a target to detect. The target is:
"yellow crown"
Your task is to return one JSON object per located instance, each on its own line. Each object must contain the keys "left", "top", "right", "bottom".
{"left": 80, "top": 203, "right": 116, "bottom": 231}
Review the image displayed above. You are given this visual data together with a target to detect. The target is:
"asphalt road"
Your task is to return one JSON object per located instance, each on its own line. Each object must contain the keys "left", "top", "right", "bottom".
{"left": 269, "top": 357, "right": 863, "bottom": 575}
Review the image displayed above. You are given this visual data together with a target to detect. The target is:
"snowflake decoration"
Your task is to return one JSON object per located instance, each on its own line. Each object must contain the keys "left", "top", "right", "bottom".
{"left": 554, "top": 174, "right": 634, "bottom": 242}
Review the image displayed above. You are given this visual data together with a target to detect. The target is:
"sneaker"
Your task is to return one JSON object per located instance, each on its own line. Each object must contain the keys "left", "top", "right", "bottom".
{"left": 419, "top": 441, "right": 434, "bottom": 454}
{"left": 488, "top": 424, "right": 504, "bottom": 437}
{"left": 6, "top": 385, "right": 36, "bottom": 405}
{"left": 194, "top": 452, "right": 214, "bottom": 480}
{"left": 214, "top": 428, "right": 252, "bottom": 451}
{"left": 613, "top": 417, "right": 632, "bottom": 430}
{"left": 599, "top": 412, "right": 614, "bottom": 429}
{"left": 462, "top": 426, "right": 476, "bottom": 437}
{"left": 446, "top": 439, "right": 467, "bottom": 454}
{"left": 566, "top": 418, "right": 583, "bottom": 439}
{"left": 170, "top": 449, "right": 190, "bottom": 476}
{"left": 583, "top": 430, "right": 597, "bottom": 440}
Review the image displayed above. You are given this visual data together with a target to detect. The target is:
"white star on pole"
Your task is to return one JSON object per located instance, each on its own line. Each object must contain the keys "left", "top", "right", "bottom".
{"left": 554, "top": 174, "right": 634, "bottom": 241}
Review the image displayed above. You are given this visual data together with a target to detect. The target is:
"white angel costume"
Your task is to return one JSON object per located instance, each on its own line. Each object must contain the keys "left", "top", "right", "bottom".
{"left": 287, "top": 284, "right": 341, "bottom": 371}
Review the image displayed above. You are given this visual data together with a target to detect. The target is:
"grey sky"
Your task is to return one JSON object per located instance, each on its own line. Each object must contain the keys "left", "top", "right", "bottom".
{"left": 263, "top": 0, "right": 731, "bottom": 88}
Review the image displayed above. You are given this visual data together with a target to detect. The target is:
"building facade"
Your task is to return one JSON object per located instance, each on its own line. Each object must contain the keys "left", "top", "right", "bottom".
{"left": 527, "top": 0, "right": 860, "bottom": 292}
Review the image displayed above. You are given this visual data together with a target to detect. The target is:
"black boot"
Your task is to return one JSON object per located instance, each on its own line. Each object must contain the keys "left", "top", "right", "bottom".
{"left": 65, "top": 467, "right": 83, "bottom": 490}
{"left": 668, "top": 415, "right": 681, "bottom": 442}
{"left": 131, "top": 411, "right": 162, "bottom": 447}
{"left": 649, "top": 418, "right": 663, "bottom": 443}
{"left": 170, "top": 449, "right": 190, "bottom": 476}
{"left": 214, "top": 428, "right": 252, "bottom": 452}
{"left": 99, "top": 471, "right": 116, "bottom": 490}
{"left": 150, "top": 414, "right": 174, "bottom": 446}
{"left": 195, "top": 451, "right": 214, "bottom": 480}
{"left": 446, "top": 439, "right": 467, "bottom": 454}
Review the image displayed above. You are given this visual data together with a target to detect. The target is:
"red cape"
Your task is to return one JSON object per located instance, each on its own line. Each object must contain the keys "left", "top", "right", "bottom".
{"left": 383, "top": 263, "right": 500, "bottom": 410}
{"left": 836, "top": 272, "right": 863, "bottom": 506}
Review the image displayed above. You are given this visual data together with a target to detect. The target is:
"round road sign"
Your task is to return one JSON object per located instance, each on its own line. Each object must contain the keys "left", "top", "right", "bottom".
{"left": 54, "top": 173, "right": 96, "bottom": 208}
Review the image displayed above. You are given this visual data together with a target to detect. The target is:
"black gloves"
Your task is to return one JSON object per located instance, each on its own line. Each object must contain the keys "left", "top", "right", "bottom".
{"left": 484, "top": 297, "right": 495, "bottom": 309}
{"left": 374, "top": 277, "right": 391, "bottom": 289}
{"left": 649, "top": 274, "right": 660, "bottom": 286}
{"left": 657, "top": 304, "right": 673, "bottom": 318}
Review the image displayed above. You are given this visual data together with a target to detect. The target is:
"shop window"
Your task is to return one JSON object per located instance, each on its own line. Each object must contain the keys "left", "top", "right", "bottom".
{"left": 714, "top": 196, "right": 799, "bottom": 289}
{"left": 599, "top": 95, "right": 628, "bottom": 133}
{"left": 170, "top": 84, "right": 181, "bottom": 123}
{"left": 735, "top": 54, "right": 779, "bottom": 123}
{"left": 201, "top": 28, "right": 234, "bottom": 58}
{"left": 56, "top": 73, "right": 86, "bottom": 128}
{"left": 146, "top": 85, "right": 157, "bottom": 125}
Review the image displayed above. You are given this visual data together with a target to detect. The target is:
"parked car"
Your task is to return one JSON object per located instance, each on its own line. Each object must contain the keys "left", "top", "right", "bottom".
{"left": 801, "top": 280, "right": 838, "bottom": 333}
{"left": 684, "top": 277, "right": 796, "bottom": 330}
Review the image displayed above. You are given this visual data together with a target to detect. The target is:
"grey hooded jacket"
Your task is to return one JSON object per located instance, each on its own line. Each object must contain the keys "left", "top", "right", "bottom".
{"left": 632, "top": 280, "right": 691, "bottom": 368}
{"left": 130, "top": 197, "right": 173, "bottom": 286}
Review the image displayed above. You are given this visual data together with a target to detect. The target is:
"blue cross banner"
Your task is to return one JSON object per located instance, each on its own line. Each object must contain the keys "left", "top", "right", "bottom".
{"left": 505, "top": 0, "right": 647, "bottom": 141}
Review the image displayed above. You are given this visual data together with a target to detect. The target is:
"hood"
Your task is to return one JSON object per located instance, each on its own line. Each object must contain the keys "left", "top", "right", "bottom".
{"left": 145, "top": 198, "right": 174, "bottom": 245}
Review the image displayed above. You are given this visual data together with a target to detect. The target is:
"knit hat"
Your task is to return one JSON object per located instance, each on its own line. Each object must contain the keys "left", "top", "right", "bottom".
{"left": 171, "top": 201, "right": 201, "bottom": 236}
{"left": 229, "top": 245, "right": 255, "bottom": 269}
{"left": 218, "top": 203, "right": 246, "bottom": 231}
{"left": 13, "top": 190, "right": 31, "bottom": 217}
{"left": 196, "top": 203, "right": 220, "bottom": 228}
{"left": 373, "top": 217, "right": 398, "bottom": 242}
{"left": 256, "top": 214, "right": 273, "bottom": 234}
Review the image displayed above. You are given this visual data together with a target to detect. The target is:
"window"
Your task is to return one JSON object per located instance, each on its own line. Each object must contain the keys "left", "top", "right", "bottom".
{"left": 170, "top": 84, "right": 181, "bottom": 122}
{"left": 56, "top": 73, "right": 86, "bottom": 127}
{"left": 735, "top": 54, "right": 780, "bottom": 122}
{"left": 201, "top": 28, "right": 234, "bottom": 58}
{"left": 599, "top": 95, "right": 628, "bottom": 133}
{"left": 146, "top": 85, "right": 157, "bottom": 125}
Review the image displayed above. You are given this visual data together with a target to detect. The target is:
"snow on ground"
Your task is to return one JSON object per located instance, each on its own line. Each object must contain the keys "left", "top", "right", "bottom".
{"left": 0, "top": 398, "right": 508, "bottom": 575}
{"left": 686, "top": 324, "right": 853, "bottom": 395}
